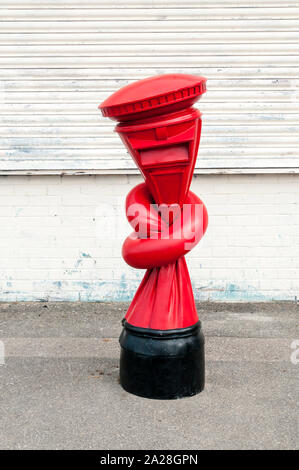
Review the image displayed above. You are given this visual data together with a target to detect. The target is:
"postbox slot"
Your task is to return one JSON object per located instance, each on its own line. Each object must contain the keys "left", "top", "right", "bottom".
{"left": 139, "top": 143, "right": 189, "bottom": 167}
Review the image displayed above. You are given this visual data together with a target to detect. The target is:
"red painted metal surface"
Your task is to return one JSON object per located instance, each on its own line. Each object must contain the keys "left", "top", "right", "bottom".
{"left": 100, "top": 73, "right": 206, "bottom": 121}
{"left": 99, "top": 74, "right": 208, "bottom": 330}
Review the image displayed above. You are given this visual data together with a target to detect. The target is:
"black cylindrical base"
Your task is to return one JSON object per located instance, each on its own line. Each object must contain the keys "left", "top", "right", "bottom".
{"left": 119, "top": 320, "right": 205, "bottom": 400}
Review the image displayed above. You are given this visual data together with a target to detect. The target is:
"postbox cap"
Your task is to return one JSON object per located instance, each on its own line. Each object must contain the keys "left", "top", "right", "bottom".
{"left": 99, "top": 74, "right": 206, "bottom": 122}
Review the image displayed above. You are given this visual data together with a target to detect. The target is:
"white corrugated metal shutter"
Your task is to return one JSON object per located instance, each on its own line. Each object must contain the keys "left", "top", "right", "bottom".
{"left": 0, "top": 0, "right": 298, "bottom": 174}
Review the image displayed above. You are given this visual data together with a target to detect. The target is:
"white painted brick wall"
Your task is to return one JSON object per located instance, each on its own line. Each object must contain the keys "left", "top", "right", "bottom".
{"left": 0, "top": 174, "right": 298, "bottom": 302}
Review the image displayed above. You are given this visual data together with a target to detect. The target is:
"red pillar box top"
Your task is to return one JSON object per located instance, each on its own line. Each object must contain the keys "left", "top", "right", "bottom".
{"left": 99, "top": 74, "right": 206, "bottom": 208}
{"left": 99, "top": 73, "right": 206, "bottom": 122}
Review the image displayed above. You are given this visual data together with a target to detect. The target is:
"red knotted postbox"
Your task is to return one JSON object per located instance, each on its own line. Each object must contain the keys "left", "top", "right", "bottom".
{"left": 100, "top": 74, "right": 208, "bottom": 399}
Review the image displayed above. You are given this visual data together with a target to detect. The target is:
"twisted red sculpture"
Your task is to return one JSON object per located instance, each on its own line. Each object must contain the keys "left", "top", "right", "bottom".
{"left": 123, "top": 182, "right": 208, "bottom": 330}
{"left": 100, "top": 74, "right": 208, "bottom": 399}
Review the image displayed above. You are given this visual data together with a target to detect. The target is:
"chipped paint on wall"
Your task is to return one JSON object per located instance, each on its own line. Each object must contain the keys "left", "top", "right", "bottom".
{"left": 0, "top": 279, "right": 294, "bottom": 303}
